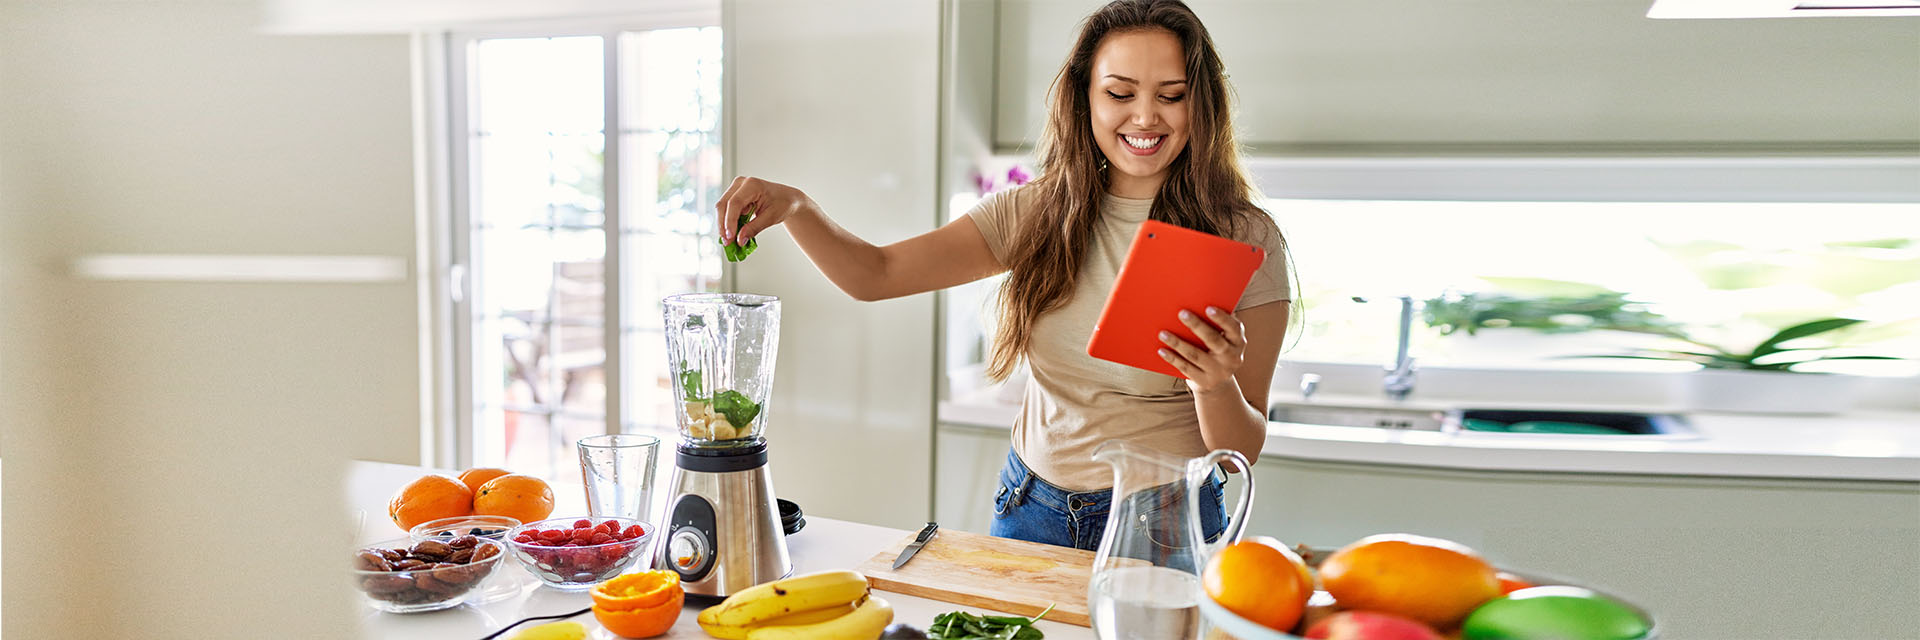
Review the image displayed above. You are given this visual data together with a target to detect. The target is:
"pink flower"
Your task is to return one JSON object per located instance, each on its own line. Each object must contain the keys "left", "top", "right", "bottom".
{"left": 1006, "top": 164, "right": 1032, "bottom": 186}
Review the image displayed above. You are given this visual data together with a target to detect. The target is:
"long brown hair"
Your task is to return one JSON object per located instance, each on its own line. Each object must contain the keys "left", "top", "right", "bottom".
{"left": 987, "top": 0, "right": 1281, "bottom": 382}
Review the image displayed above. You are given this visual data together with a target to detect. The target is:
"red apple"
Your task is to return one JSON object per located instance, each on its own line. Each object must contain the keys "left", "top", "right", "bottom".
{"left": 1304, "top": 611, "right": 1444, "bottom": 640}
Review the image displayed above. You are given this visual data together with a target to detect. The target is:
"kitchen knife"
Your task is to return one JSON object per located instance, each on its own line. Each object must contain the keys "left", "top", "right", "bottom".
{"left": 892, "top": 521, "right": 940, "bottom": 569}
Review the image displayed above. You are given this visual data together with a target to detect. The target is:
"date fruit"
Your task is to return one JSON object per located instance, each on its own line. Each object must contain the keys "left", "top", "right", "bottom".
{"left": 353, "top": 538, "right": 502, "bottom": 607}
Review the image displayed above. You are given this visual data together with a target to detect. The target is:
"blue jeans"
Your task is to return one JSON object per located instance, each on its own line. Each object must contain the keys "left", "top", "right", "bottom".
{"left": 989, "top": 448, "right": 1227, "bottom": 552}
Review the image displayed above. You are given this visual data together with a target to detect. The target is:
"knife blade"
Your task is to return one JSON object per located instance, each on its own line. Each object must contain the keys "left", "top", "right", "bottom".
{"left": 892, "top": 521, "right": 940, "bottom": 570}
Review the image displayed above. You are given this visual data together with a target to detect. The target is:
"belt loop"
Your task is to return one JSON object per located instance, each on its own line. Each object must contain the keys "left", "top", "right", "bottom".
{"left": 1012, "top": 470, "right": 1034, "bottom": 506}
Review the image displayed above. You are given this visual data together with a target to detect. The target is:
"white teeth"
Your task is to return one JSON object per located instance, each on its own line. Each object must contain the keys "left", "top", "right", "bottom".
{"left": 1123, "top": 134, "right": 1162, "bottom": 150}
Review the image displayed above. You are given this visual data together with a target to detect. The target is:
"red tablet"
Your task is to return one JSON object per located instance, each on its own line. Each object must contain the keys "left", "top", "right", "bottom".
{"left": 1086, "top": 219, "right": 1266, "bottom": 379}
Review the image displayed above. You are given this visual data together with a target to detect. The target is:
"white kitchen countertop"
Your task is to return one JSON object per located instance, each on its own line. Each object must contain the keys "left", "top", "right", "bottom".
{"left": 349, "top": 460, "right": 1092, "bottom": 639}
{"left": 940, "top": 390, "right": 1920, "bottom": 482}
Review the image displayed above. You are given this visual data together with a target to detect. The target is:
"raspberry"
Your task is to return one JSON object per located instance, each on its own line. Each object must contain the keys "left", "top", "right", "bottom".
{"left": 573, "top": 519, "right": 593, "bottom": 529}
{"left": 590, "top": 532, "right": 614, "bottom": 545}
{"left": 514, "top": 534, "right": 535, "bottom": 543}
{"left": 540, "top": 529, "right": 567, "bottom": 542}
{"left": 622, "top": 525, "right": 644, "bottom": 539}
{"left": 596, "top": 520, "right": 618, "bottom": 533}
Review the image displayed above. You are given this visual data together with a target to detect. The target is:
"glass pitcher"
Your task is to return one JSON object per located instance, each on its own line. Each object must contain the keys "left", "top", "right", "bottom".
{"left": 663, "top": 293, "right": 780, "bottom": 446}
{"left": 1087, "top": 441, "right": 1253, "bottom": 640}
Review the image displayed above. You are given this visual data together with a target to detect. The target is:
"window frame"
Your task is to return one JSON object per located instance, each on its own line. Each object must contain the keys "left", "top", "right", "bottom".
{"left": 433, "top": 14, "right": 724, "bottom": 471}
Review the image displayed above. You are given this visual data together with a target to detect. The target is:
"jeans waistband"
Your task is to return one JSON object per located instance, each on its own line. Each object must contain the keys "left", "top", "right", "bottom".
{"left": 1002, "top": 448, "right": 1223, "bottom": 514}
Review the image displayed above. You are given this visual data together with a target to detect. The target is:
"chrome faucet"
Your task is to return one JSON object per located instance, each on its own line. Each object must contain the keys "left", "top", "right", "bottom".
{"left": 1353, "top": 295, "right": 1417, "bottom": 401}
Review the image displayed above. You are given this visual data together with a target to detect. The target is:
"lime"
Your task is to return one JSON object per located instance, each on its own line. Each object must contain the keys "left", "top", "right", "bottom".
{"left": 1461, "top": 586, "right": 1651, "bottom": 640}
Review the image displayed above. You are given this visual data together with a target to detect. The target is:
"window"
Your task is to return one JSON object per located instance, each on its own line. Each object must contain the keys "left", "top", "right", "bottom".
{"left": 938, "top": 157, "right": 1920, "bottom": 396}
{"left": 450, "top": 26, "right": 724, "bottom": 479}
{"left": 1273, "top": 199, "right": 1920, "bottom": 374}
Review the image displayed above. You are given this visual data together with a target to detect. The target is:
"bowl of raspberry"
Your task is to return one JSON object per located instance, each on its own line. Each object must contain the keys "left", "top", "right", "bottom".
{"left": 503, "top": 517, "right": 654, "bottom": 590}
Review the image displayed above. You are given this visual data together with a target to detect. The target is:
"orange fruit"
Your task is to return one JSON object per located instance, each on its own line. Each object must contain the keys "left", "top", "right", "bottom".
{"left": 592, "top": 571, "right": 680, "bottom": 612}
{"left": 456, "top": 467, "right": 513, "bottom": 494}
{"left": 593, "top": 576, "right": 683, "bottom": 638}
{"left": 1204, "top": 540, "right": 1311, "bottom": 631}
{"left": 1248, "top": 535, "right": 1317, "bottom": 594}
{"left": 472, "top": 474, "right": 554, "bottom": 524}
{"left": 1319, "top": 534, "right": 1501, "bottom": 629}
{"left": 388, "top": 474, "right": 474, "bottom": 531}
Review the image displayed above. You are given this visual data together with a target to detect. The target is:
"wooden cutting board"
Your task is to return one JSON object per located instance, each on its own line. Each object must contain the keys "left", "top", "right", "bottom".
{"left": 856, "top": 528, "right": 1095, "bottom": 627}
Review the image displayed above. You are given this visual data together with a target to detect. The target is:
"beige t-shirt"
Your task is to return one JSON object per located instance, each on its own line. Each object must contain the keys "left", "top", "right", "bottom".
{"left": 966, "top": 186, "right": 1292, "bottom": 491}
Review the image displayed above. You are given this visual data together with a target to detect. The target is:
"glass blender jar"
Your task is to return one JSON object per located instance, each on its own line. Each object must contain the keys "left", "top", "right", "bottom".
{"left": 664, "top": 293, "right": 779, "bottom": 446}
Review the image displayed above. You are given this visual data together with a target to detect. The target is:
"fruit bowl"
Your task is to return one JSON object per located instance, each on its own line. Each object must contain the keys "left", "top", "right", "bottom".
{"left": 1199, "top": 550, "right": 1660, "bottom": 640}
{"left": 504, "top": 517, "right": 654, "bottom": 590}
{"left": 352, "top": 535, "right": 506, "bottom": 613}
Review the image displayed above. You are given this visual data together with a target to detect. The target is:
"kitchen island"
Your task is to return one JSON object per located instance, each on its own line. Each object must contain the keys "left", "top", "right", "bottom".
{"left": 350, "top": 460, "right": 1092, "bottom": 640}
{"left": 938, "top": 386, "right": 1920, "bottom": 639}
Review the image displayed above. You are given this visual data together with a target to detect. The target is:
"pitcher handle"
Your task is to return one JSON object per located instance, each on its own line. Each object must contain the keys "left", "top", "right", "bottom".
{"left": 1193, "top": 449, "right": 1254, "bottom": 558}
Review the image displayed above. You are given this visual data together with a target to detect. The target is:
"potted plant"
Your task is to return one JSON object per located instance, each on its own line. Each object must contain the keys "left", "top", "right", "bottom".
{"left": 1580, "top": 317, "right": 1902, "bottom": 415}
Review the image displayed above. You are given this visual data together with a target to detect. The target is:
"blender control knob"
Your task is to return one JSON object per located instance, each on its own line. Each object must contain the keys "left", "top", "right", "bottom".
{"left": 668, "top": 528, "right": 710, "bottom": 575}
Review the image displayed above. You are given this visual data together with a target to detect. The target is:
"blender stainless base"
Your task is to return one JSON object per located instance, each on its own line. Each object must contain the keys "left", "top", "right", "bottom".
{"left": 656, "top": 440, "right": 792, "bottom": 596}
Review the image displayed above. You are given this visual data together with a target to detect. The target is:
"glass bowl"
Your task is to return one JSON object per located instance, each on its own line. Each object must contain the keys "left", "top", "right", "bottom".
{"left": 408, "top": 515, "right": 525, "bottom": 604}
{"left": 409, "top": 514, "right": 522, "bottom": 542}
{"left": 352, "top": 535, "right": 505, "bottom": 613}
{"left": 504, "top": 516, "right": 654, "bottom": 590}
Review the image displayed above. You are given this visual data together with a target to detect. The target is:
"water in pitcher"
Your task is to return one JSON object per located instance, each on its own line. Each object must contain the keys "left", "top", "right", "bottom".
{"left": 1089, "top": 566, "right": 1201, "bottom": 640}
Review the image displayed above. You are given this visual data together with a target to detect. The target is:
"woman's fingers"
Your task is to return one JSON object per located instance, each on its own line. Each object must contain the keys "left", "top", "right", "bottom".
{"left": 1178, "top": 309, "right": 1232, "bottom": 353}
{"left": 1158, "top": 347, "right": 1201, "bottom": 379}
{"left": 717, "top": 176, "right": 746, "bottom": 243}
{"left": 1160, "top": 330, "right": 1207, "bottom": 363}
{"left": 734, "top": 203, "right": 765, "bottom": 242}
{"left": 1204, "top": 306, "right": 1246, "bottom": 346}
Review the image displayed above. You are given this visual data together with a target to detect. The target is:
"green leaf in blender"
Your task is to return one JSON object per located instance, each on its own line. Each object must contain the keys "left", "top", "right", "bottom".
{"left": 679, "top": 363, "right": 704, "bottom": 402}
{"left": 710, "top": 389, "right": 761, "bottom": 429}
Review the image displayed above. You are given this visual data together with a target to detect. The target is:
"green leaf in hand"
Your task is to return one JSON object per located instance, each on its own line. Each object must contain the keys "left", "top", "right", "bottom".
{"left": 723, "top": 212, "right": 758, "bottom": 262}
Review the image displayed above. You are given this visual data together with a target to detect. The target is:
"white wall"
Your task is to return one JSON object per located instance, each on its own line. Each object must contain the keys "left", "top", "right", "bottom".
{"left": 0, "top": 0, "right": 415, "bottom": 636}
{"left": 727, "top": 0, "right": 944, "bottom": 529}
{"left": 995, "top": 0, "right": 1920, "bottom": 152}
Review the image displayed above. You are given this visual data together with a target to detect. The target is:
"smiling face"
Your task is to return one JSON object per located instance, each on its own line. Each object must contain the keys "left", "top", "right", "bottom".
{"left": 1087, "top": 28, "right": 1190, "bottom": 199}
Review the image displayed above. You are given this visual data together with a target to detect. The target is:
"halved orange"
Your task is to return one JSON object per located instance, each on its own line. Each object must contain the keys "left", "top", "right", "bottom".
{"left": 592, "top": 571, "right": 680, "bottom": 611}
{"left": 593, "top": 586, "right": 683, "bottom": 638}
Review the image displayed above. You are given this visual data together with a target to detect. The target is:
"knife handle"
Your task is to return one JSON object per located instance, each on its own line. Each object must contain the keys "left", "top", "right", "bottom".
{"left": 914, "top": 521, "right": 939, "bottom": 543}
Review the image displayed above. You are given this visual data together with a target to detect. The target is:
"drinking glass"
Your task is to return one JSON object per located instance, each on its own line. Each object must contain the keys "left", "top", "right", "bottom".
{"left": 577, "top": 434, "right": 661, "bottom": 523}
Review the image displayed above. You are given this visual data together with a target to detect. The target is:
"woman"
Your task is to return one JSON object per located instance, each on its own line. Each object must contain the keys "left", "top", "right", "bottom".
{"left": 715, "top": 0, "right": 1290, "bottom": 550}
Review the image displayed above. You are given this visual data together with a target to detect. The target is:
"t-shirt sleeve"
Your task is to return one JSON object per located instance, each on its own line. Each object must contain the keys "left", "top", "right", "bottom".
{"left": 1236, "top": 217, "right": 1293, "bottom": 310}
{"left": 961, "top": 186, "right": 1024, "bottom": 265}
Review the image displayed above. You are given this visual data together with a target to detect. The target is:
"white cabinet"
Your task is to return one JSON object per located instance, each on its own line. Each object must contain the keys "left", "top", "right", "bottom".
{"left": 936, "top": 423, "right": 1015, "bottom": 535}
{"left": 992, "top": 0, "right": 1920, "bottom": 152}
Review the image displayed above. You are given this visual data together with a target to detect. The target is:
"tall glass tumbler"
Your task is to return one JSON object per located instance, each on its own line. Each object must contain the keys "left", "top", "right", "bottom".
{"left": 577, "top": 434, "right": 660, "bottom": 523}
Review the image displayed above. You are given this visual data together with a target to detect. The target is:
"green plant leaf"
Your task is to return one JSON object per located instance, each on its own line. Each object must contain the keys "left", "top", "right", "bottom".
{"left": 679, "top": 363, "right": 703, "bottom": 401}
{"left": 1749, "top": 318, "right": 1864, "bottom": 359}
{"left": 723, "top": 211, "right": 758, "bottom": 263}
{"left": 710, "top": 389, "right": 761, "bottom": 429}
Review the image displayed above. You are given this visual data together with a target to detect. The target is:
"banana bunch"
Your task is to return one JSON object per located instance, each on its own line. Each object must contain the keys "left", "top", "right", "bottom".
{"left": 697, "top": 570, "right": 894, "bottom": 640}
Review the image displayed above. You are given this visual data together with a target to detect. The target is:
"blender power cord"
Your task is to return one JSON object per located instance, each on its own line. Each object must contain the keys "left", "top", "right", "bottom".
{"left": 476, "top": 606, "right": 590, "bottom": 640}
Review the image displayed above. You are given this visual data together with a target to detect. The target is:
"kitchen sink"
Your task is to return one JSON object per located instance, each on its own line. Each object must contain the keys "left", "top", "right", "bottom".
{"left": 1452, "top": 407, "right": 1698, "bottom": 439}
{"left": 1268, "top": 402, "right": 1699, "bottom": 439}
{"left": 1267, "top": 402, "right": 1448, "bottom": 431}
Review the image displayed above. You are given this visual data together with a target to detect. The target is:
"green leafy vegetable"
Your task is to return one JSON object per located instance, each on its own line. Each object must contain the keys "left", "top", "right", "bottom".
{"left": 928, "top": 604, "right": 1052, "bottom": 640}
{"left": 710, "top": 389, "right": 761, "bottom": 429}
{"left": 678, "top": 362, "right": 704, "bottom": 402}
{"left": 723, "top": 212, "right": 758, "bottom": 262}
